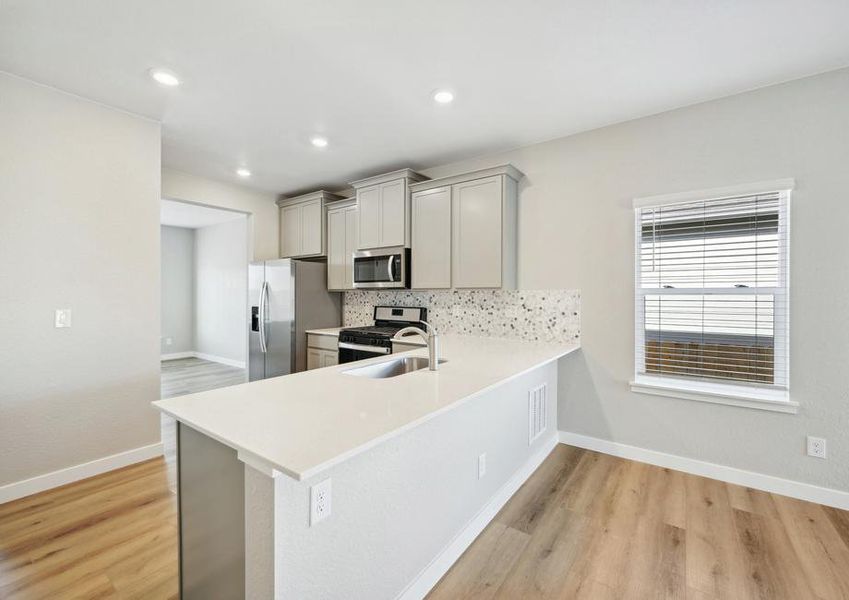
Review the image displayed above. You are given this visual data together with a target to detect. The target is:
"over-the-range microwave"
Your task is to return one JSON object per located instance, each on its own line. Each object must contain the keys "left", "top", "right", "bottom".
{"left": 352, "top": 246, "right": 410, "bottom": 289}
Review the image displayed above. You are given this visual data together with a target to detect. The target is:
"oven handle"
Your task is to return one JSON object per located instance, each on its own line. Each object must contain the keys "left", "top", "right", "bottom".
{"left": 338, "top": 342, "right": 391, "bottom": 354}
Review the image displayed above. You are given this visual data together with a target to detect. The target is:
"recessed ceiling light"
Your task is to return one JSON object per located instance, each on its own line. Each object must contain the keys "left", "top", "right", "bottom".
{"left": 310, "top": 136, "right": 329, "bottom": 148}
{"left": 433, "top": 90, "right": 454, "bottom": 104}
{"left": 149, "top": 68, "right": 180, "bottom": 87}
{"left": 236, "top": 168, "right": 251, "bottom": 178}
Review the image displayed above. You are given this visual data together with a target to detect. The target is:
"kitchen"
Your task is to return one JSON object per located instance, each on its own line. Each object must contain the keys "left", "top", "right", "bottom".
{"left": 2, "top": 2, "right": 849, "bottom": 599}
{"left": 158, "top": 164, "right": 580, "bottom": 598}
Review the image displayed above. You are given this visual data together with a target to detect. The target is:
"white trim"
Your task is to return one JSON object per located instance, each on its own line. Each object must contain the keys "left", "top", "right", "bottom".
{"left": 161, "top": 351, "right": 246, "bottom": 369}
{"left": 396, "top": 435, "right": 558, "bottom": 600}
{"left": 161, "top": 351, "right": 195, "bottom": 361}
{"left": 633, "top": 178, "right": 795, "bottom": 209}
{"left": 558, "top": 431, "right": 849, "bottom": 510}
{"left": 193, "top": 352, "right": 246, "bottom": 369}
{"left": 0, "top": 442, "right": 164, "bottom": 504}
{"left": 631, "top": 375, "right": 798, "bottom": 414}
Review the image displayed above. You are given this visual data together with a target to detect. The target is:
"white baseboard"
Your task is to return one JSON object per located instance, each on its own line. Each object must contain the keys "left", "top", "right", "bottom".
{"left": 161, "top": 351, "right": 194, "bottom": 361}
{"left": 0, "top": 442, "right": 164, "bottom": 504}
{"left": 161, "top": 351, "right": 245, "bottom": 369}
{"left": 397, "top": 434, "right": 558, "bottom": 600}
{"left": 193, "top": 352, "right": 246, "bottom": 369}
{"left": 559, "top": 431, "right": 849, "bottom": 510}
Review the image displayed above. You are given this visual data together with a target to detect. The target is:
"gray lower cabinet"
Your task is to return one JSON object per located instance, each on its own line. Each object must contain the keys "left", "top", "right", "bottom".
{"left": 306, "top": 333, "right": 339, "bottom": 369}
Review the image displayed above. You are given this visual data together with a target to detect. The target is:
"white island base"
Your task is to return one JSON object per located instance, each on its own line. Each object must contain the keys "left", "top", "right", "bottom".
{"left": 159, "top": 336, "right": 577, "bottom": 600}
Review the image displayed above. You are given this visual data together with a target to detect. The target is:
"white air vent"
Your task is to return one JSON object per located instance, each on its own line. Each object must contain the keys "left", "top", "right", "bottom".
{"left": 528, "top": 384, "right": 547, "bottom": 444}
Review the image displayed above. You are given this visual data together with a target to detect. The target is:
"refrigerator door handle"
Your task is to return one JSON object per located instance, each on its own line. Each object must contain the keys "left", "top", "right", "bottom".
{"left": 259, "top": 280, "right": 268, "bottom": 353}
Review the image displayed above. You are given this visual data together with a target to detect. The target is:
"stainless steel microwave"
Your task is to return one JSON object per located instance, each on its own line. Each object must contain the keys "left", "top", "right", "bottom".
{"left": 353, "top": 246, "right": 410, "bottom": 289}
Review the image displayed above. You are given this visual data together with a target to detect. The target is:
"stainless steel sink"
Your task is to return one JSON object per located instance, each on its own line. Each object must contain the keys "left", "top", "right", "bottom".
{"left": 342, "top": 356, "right": 446, "bottom": 378}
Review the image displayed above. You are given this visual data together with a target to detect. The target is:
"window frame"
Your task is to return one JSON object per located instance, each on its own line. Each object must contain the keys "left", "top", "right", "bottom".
{"left": 630, "top": 179, "right": 796, "bottom": 413}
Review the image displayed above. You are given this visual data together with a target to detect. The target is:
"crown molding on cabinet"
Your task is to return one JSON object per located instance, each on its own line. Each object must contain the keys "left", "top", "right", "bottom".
{"left": 409, "top": 164, "right": 524, "bottom": 193}
{"left": 276, "top": 189, "right": 344, "bottom": 208}
{"left": 350, "top": 168, "right": 428, "bottom": 189}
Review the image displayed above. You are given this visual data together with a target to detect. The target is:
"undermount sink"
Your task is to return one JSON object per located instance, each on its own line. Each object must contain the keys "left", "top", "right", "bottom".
{"left": 342, "top": 356, "right": 446, "bottom": 379}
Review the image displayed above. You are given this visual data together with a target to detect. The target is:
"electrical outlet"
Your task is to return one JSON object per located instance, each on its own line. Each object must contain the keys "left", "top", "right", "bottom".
{"left": 54, "top": 308, "right": 72, "bottom": 328}
{"left": 310, "top": 478, "right": 332, "bottom": 525}
{"left": 478, "top": 453, "right": 487, "bottom": 479}
{"left": 165, "top": 337, "right": 173, "bottom": 346}
{"left": 807, "top": 436, "right": 827, "bottom": 459}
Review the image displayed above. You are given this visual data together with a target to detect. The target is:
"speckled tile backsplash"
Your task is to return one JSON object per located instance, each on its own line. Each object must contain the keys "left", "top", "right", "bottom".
{"left": 343, "top": 290, "right": 580, "bottom": 343}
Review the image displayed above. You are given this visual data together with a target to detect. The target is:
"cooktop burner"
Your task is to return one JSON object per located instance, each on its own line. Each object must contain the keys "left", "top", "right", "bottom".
{"left": 340, "top": 325, "right": 405, "bottom": 338}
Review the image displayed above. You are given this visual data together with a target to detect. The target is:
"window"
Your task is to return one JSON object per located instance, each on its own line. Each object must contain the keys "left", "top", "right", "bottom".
{"left": 631, "top": 180, "right": 794, "bottom": 412}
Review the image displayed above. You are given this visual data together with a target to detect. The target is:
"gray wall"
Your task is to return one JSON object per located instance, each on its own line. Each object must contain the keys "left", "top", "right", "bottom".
{"left": 194, "top": 218, "right": 248, "bottom": 364}
{"left": 421, "top": 68, "right": 849, "bottom": 493}
{"left": 161, "top": 225, "right": 195, "bottom": 354}
{"left": 0, "top": 73, "right": 161, "bottom": 486}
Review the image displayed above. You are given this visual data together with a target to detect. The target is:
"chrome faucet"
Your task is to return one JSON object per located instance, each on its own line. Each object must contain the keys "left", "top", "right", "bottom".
{"left": 392, "top": 320, "right": 439, "bottom": 371}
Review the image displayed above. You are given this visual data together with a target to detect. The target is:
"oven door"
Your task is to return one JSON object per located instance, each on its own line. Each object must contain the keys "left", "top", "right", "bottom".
{"left": 353, "top": 247, "right": 408, "bottom": 289}
{"left": 338, "top": 342, "right": 391, "bottom": 364}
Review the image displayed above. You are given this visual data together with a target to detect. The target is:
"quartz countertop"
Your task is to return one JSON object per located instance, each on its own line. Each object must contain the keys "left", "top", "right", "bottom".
{"left": 153, "top": 335, "right": 579, "bottom": 480}
{"left": 305, "top": 327, "right": 347, "bottom": 336}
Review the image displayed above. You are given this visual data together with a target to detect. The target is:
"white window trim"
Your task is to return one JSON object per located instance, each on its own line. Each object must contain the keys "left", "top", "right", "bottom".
{"left": 632, "top": 179, "right": 795, "bottom": 413}
{"left": 630, "top": 375, "right": 798, "bottom": 414}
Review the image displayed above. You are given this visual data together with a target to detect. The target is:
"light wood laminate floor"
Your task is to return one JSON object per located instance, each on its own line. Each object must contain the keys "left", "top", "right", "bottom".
{"left": 160, "top": 357, "right": 246, "bottom": 400}
{"left": 427, "top": 444, "right": 849, "bottom": 600}
{"left": 3, "top": 444, "right": 848, "bottom": 598}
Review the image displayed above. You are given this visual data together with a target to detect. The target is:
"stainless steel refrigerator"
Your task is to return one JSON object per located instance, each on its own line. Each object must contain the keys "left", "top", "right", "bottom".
{"left": 248, "top": 259, "right": 341, "bottom": 381}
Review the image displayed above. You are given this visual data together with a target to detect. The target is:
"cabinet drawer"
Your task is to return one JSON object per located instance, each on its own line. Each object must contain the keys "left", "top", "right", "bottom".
{"left": 307, "top": 333, "right": 338, "bottom": 351}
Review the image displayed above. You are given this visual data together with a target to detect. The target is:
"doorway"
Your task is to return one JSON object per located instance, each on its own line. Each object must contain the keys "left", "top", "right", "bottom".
{"left": 159, "top": 199, "right": 249, "bottom": 476}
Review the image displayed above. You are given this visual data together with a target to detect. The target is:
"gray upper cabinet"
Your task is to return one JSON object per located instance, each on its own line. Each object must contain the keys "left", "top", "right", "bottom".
{"left": 326, "top": 199, "right": 358, "bottom": 291}
{"left": 409, "top": 165, "right": 522, "bottom": 289}
{"left": 276, "top": 190, "right": 342, "bottom": 258}
{"left": 351, "top": 169, "right": 427, "bottom": 250}
{"left": 411, "top": 186, "right": 452, "bottom": 289}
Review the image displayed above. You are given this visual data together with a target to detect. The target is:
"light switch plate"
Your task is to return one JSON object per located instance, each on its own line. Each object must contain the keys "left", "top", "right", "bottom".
{"left": 54, "top": 308, "right": 72, "bottom": 328}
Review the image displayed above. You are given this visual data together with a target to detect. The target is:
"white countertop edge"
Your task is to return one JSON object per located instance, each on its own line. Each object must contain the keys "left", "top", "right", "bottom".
{"left": 304, "top": 327, "right": 345, "bottom": 336}
{"left": 161, "top": 344, "right": 579, "bottom": 482}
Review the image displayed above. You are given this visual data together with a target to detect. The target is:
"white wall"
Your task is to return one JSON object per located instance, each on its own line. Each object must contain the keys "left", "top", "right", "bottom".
{"left": 161, "top": 225, "right": 195, "bottom": 354}
{"left": 194, "top": 218, "right": 248, "bottom": 365}
{"left": 421, "top": 68, "right": 849, "bottom": 493}
{"left": 162, "top": 168, "right": 278, "bottom": 261}
{"left": 0, "top": 73, "right": 161, "bottom": 488}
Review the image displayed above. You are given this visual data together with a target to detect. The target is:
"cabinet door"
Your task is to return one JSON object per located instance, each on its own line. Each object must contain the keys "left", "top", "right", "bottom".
{"left": 344, "top": 206, "right": 359, "bottom": 289}
{"left": 301, "top": 199, "right": 323, "bottom": 256}
{"left": 379, "top": 180, "right": 406, "bottom": 247}
{"left": 452, "top": 176, "right": 503, "bottom": 288}
{"left": 412, "top": 186, "right": 452, "bottom": 289}
{"left": 320, "top": 350, "right": 338, "bottom": 368}
{"left": 280, "top": 204, "right": 302, "bottom": 258}
{"left": 306, "top": 348, "right": 322, "bottom": 370}
{"left": 327, "top": 208, "right": 346, "bottom": 289}
{"left": 357, "top": 185, "right": 381, "bottom": 249}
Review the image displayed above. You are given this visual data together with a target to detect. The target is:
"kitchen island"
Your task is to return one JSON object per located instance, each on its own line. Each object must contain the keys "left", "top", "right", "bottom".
{"left": 154, "top": 334, "right": 578, "bottom": 600}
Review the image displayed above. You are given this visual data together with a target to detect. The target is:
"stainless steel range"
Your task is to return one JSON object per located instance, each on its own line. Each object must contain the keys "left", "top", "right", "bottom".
{"left": 338, "top": 306, "right": 427, "bottom": 364}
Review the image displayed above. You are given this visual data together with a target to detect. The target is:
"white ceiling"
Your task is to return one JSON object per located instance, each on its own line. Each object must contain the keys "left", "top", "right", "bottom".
{"left": 161, "top": 199, "right": 245, "bottom": 229}
{"left": 3, "top": 0, "right": 849, "bottom": 195}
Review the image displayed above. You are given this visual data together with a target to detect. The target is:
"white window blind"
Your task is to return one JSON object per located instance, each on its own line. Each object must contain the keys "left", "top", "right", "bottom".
{"left": 634, "top": 186, "right": 790, "bottom": 394}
